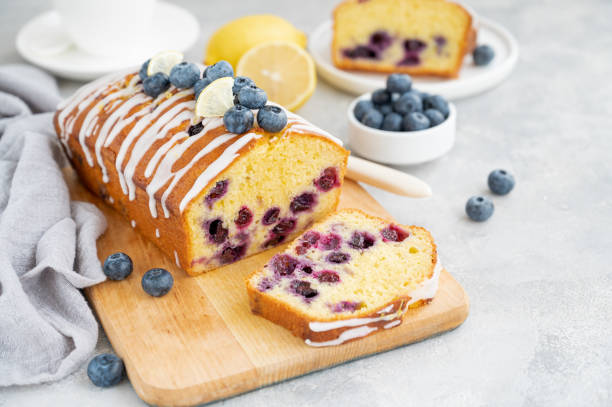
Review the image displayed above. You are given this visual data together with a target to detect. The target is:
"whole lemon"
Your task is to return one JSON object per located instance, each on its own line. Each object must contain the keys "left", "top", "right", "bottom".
{"left": 205, "top": 15, "right": 307, "bottom": 68}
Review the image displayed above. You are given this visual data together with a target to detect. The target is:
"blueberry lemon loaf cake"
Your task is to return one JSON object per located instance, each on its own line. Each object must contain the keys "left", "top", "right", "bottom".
{"left": 54, "top": 54, "right": 349, "bottom": 276}
{"left": 332, "top": 0, "right": 476, "bottom": 78}
{"left": 247, "top": 209, "right": 441, "bottom": 346}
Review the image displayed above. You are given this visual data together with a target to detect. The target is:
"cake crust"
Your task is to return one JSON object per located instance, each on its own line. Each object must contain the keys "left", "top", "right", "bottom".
{"left": 246, "top": 208, "right": 439, "bottom": 345}
{"left": 331, "top": 0, "right": 477, "bottom": 78}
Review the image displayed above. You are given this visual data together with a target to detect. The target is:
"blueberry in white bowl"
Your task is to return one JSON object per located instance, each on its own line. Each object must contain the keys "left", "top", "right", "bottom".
{"left": 347, "top": 73, "right": 456, "bottom": 165}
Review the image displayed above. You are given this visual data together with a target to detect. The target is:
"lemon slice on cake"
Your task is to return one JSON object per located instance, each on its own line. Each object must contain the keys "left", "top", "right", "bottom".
{"left": 236, "top": 41, "right": 316, "bottom": 111}
{"left": 195, "top": 77, "right": 235, "bottom": 117}
{"left": 147, "top": 50, "right": 184, "bottom": 76}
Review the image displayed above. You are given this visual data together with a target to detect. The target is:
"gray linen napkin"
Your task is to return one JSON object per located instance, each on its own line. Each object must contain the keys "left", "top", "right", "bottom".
{"left": 0, "top": 64, "right": 107, "bottom": 386}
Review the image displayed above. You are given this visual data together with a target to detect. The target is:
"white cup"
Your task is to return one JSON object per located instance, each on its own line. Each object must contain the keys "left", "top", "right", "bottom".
{"left": 53, "top": 0, "right": 157, "bottom": 57}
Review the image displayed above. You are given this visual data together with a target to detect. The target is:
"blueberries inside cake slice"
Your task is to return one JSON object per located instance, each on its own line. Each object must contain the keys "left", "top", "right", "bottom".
{"left": 247, "top": 209, "right": 442, "bottom": 347}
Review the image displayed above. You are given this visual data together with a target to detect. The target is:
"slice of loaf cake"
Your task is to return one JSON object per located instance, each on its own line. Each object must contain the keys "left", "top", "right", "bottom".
{"left": 54, "top": 70, "right": 349, "bottom": 275}
{"left": 247, "top": 209, "right": 441, "bottom": 346}
{"left": 332, "top": 0, "right": 476, "bottom": 78}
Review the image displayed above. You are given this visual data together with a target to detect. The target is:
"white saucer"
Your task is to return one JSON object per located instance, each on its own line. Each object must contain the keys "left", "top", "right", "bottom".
{"left": 16, "top": 1, "right": 199, "bottom": 81}
{"left": 308, "top": 18, "right": 519, "bottom": 100}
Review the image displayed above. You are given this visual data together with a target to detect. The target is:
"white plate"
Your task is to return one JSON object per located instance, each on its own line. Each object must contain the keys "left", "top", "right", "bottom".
{"left": 16, "top": 1, "right": 199, "bottom": 81}
{"left": 308, "top": 18, "right": 519, "bottom": 99}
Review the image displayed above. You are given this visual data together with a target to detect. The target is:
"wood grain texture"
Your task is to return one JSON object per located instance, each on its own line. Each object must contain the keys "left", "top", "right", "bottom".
{"left": 65, "top": 168, "right": 469, "bottom": 407}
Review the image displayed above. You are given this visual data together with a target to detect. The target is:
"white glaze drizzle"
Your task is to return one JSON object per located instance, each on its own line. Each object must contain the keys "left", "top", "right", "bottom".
{"left": 384, "top": 320, "right": 401, "bottom": 329}
{"left": 123, "top": 100, "right": 193, "bottom": 200}
{"left": 305, "top": 326, "right": 378, "bottom": 347}
{"left": 130, "top": 220, "right": 136, "bottom": 228}
{"left": 58, "top": 70, "right": 339, "bottom": 223}
{"left": 174, "top": 250, "right": 180, "bottom": 267}
{"left": 179, "top": 132, "right": 261, "bottom": 213}
{"left": 114, "top": 90, "right": 193, "bottom": 195}
{"left": 155, "top": 228, "right": 160, "bottom": 238}
{"left": 146, "top": 128, "right": 236, "bottom": 218}
{"left": 304, "top": 259, "right": 443, "bottom": 347}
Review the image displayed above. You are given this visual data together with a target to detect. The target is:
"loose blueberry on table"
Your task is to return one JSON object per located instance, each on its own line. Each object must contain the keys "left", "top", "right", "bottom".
{"left": 103, "top": 252, "right": 133, "bottom": 281}
{"left": 488, "top": 169, "right": 515, "bottom": 195}
{"left": 87, "top": 354, "right": 125, "bottom": 388}
{"left": 141, "top": 268, "right": 174, "bottom": 297}
{"left": 465, "top": 196, "right": 495, "bottom": 222}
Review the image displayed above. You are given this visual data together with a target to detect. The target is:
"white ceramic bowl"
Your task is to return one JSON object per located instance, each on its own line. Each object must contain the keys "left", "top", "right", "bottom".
{"left": 347, "top": 94, "right": 456, "bottom": 165}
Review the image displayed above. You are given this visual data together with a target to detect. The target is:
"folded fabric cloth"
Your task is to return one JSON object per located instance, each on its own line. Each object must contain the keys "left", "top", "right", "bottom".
{"left": 0, "top": 64, "right": 107, "bottom": 386}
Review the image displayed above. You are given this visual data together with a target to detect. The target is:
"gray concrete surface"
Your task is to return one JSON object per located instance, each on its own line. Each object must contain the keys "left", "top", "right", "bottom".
{"left": 1, "top": 0, "right": 611, "bottom": 406}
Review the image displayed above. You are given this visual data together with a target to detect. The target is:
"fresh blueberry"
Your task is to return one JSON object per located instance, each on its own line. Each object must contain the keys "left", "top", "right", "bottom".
{"left": 376, "top": 103, "right": 393, "bottom": 115}
{"left": 169, "top": 62, "right": 200, "bottom": 89}
{"left": 204, "top": 60, "right": 234, "bottom": 81}
{"left": 424, "top": 109, "right": 445, "bottom": 127}
{"left": 386, "top": 73, "right": 412, "bottom": 94}
{"left": 473, "top": 45, "right": 495, "bottom": 66}
{"left": 354, "top": 100, "right": 374, "bottom": 121}
{"left": 403, "top": 111, "right": 430, "bottom": 131}
{"left": 382, "top": 112, "right": 403, "bottom": 131}
{"left": 232, "top": 76, "right": 255, "bottom": 95}
{"left": 361, "top": 109, "right": 383, "bottom": 129}
{"left": 141, "top": 268, "right": 174, "bottom": 297}
{"left": 139, "top": 59, "right": 150, "bottom": 81}
{"left": 223, "top": 105, "right": 254, "bottom": 134}
{"left": 423, "top": 94, "right": 449, "bottom": 118}
{"left": 193, "top": 77, "right": 212, "bottom": 99}
{"left": 466, "top": 196, "right": 494, "bottom": 222}
{"left": 103, "top": 252, "right": 133, "bottom": 281}
{"left": 488, "top": 169, "right": 515, "bottom": 195}
{"left": 257, "top": 105, "right": 287, "bottom": 132}
{"left": 393, "top": 91, "right": 422, "bottom": 115}
{"left": 237, "top": 85, "right": 267, "bottom": 109}
{"left": 87, "top": 354, "right": 125, "bottom": 388}
{"left": 371, "top": 88, "right": 391, "bottom": 105}
{"left": 143, "top": 72, "right": 170, "bottom": 98}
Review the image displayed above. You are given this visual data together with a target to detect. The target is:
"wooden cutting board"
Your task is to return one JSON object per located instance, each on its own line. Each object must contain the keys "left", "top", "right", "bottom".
{"left": 66, "top": 168, "right": 469, "bottom": 407}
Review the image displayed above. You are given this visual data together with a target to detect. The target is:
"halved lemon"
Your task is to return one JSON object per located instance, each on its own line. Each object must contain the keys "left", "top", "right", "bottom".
{"left": 195, "top": 77, "right": 235, "bottom": 117}
{"left": 236, "top": 41, "right": 316, "bottom": 111}
{"left": 147, "top": 50, "right": 184, "bottom": 76}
